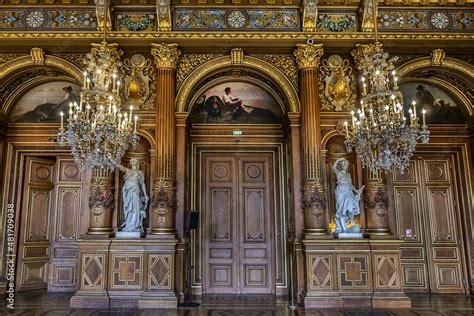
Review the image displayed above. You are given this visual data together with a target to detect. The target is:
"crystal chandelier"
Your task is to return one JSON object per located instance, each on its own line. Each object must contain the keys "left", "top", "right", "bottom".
{"left": 344, "top": 0, "right": 429, "bottom": 173}
{"left": 57, "top": 0, "right": 139, "bottom": 170}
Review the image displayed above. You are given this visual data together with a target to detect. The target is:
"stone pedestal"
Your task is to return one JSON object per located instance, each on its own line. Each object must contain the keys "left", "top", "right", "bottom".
{"left": 303, "top": 238, "right": 411, "bottom": 309}
{"left": 71, "top": 238, "right": 177, "bottom": 309}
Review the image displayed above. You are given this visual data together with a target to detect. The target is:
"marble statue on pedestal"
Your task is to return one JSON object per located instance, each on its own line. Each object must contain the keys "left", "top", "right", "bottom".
{"left": 332, "top": 158, "right": 364, "bottom": 234}
{"left": 117, "top": 158, "right": 149, "bottom": 234}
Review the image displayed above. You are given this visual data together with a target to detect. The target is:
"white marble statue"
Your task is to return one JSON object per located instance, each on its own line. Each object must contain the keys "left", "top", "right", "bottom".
{"left": 332, "top": 158, "right": 365, "bottom": 234}
{"left": 117, "top": 158, "right": 149, "bottom": 232}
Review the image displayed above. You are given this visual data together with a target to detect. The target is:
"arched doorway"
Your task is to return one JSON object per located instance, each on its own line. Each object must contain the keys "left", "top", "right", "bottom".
{"left": 176, "top": 52, "right": 300, "bottom": 295}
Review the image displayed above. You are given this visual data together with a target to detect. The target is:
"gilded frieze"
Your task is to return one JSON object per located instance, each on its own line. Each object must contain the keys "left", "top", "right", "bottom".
{"left": 173, "top": 8, "right": 300, "bottom": 31}
{"left": 318, "top": 13, "right": 357, "bottom": 32}
{"left": 0, "top": 9, "right": 97, "bottom": 30}
{"left": 116, "top": 13, "right": 155, "bottom": 31}
{"left": 378, "top": 9, "right": 474, "bottom": 32}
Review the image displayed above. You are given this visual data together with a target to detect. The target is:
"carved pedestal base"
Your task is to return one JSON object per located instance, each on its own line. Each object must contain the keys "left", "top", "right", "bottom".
{"left": 303, "top": 238, "right": 411, "bottom": 309}
{"left": 70, "top": 238, "right": 178, "bottom": 309}
{"left": 70, "top": 240, "right": 111, "bottom": 309}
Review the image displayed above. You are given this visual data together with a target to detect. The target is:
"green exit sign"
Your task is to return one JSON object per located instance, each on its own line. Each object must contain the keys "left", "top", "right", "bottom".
{"left": 232, "top": 130, "right": 242, "bottom": 136}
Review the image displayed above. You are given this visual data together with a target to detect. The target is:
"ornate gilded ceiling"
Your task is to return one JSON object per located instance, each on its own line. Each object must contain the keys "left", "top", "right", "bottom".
{"left": 0, "top": 0, "right": 472, "bottom": 47}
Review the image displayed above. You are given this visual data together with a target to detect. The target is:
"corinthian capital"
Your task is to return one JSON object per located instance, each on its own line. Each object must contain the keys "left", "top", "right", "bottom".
{"left": 151, "top": 43, "right": 181, "bottom": 69}
{"left": 294, "top": 43, "right": 324, "bottom": 70}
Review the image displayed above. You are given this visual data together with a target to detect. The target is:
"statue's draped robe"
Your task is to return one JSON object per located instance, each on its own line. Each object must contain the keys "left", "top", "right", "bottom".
{"left": 335, "top": 171, "right": 360, "bottom": 231}
{"left": 122, "top": 170, "right": 145, "bottom": 232}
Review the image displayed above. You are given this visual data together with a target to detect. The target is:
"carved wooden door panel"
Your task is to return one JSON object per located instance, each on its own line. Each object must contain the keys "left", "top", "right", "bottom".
{"left": 421, "top": 158, "right": 465, "bottom": 293}
{"left": 48, "top": 157, "right": 83, "bottom": 292}
{"left": 203, "top": 152, "right": 274, "bottom": 294}
{"left": 239, "top": 155, "right": 274, "bottom": 294}
{"left": 16, "top": 157, "right": 55, "bottom": 291}
{"left": 203, "top": 155, "right": 239, "bottom": 294}
{"left": 394, "top": 155, "right": 466, "bottom": 293}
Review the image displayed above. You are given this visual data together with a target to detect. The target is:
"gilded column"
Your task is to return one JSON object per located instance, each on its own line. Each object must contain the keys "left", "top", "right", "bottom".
{"left": 294, "top": 43, "right": 328, "bottom": 236}
{"left": 150, "top": 43, "right": 181, "bottom": 236}
{"left": 364, "top": 170, "right": 391, "bottom": 236}
{"left": 87, "top": 168, "right": 115, "bottom": 235}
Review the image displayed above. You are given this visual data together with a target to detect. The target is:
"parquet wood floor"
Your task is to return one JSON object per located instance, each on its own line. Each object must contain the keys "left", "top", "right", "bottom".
{"left": 1, "top": 291, "right": 474, "bottom": 315}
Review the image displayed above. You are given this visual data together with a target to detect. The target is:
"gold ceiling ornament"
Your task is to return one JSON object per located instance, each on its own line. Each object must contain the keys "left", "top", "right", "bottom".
{"left": 359, "top": 0, "right": 376, "bottom": 32}
{"left": 121, "top": 54, "right": 155, "bottom": 110}
{"left": 151, "top": 43, "right": 181, "bottom": 69}
{"left": 430, "top": 49, "right": 446, "bottom": 66}
{"left": 346, "top": 0, "right": 429, "bottom": 173}
{"left": 231, "top": 48, "right": 244, "bottom": 65}
{"left": 58, "top": 0, "right": 140, "bottom": 170}
{"left": 294, "top": 43, "right": 324, "bottom": 70}
{"left": 30, "top": 47, "right": 45, "bottom": 65}
{"left": 156, "top": 0, "right": 172, "bottom": 31}
{"left": 95, "top": 0, "right": 112, "bottom": 32}
{"left": 302, "top": 0, "right": 318, "bottom": 32}
{"left": 319, "top": 54, "right": 356, "bottom": 111}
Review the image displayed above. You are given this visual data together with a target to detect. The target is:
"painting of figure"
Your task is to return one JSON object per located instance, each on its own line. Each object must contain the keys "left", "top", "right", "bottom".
{"left": 189, "top": 82, "right": 284, "bottom": 124}
{"left": 399, "top": 82, "right": 465, "bottom": 124}
{"left": 10, "top": 81, "right": 81, "bottom": 123}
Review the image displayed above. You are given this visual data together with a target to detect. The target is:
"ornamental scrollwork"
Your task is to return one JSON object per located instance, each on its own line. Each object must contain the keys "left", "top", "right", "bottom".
{"left": 256, "top": 55, "right": 298, "bottom": 89}
{"left": 359, "top": 0, "right": 376, "bottom": 32}
{"left": 319, "top": 55, "right": 356, "bottom": 111}
{"left": 176, "top": 54, "right": 220, "bottom": 89}
{"left": 89, "top": 171, "right": 115, "bottom": 218}
{"left": 121, "top": 54, "right": 155, "bottom": 110}
{"left": 95, "top": 0, "right": 112, "bottom": 31}
{"left": 294, "top": 43, "right": 324, "bottom": 70}
{"left": 302, "top": 181, "right": 327, "bottom": 211}
{"left": 151, "top": 43, "right": 181, "bottom": 69}
{"left": 156, "top": 0, "right": 172, "bottom": 31}
{"left": 152, "top": 179, "right": 176, "bottom": 210}
{"left": 302, "top": 0, "right": 318, "bottom": 32}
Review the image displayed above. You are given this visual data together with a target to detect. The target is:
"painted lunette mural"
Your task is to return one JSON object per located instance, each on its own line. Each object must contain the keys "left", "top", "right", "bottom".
{"left": 10, "top": 81, "right": 81, "bottom": 123}
{"left": 399, "top": 82, "right": 466, "bottom": 124}
{"left": 189, "top": 81, "right": 284, "bottom": 124}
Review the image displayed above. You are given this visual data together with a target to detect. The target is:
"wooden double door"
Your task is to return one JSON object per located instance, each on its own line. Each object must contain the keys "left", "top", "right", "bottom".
{"left": 202, "top": 152, "right": 275, "bottom": 294}
{"left": 393, "top": 154, "right": 468, "bottom": 293}
{"left": 15, "top": 155, "right": 83, "bottom": 292}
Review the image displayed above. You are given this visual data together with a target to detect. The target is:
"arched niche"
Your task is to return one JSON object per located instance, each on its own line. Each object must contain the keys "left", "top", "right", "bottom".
{"left": 323, "top": 134, "right": 361, "bottom": 233}
{"left": 116, "top": 136, "right": 152, "bottom": 230}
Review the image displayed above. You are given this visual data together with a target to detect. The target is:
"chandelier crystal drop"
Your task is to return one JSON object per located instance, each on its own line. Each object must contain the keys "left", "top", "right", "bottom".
{"left": 57, "top": 41, "right": 140, "bottom": 170}
{"left": 345, "top": 42, "right": 429, "bottom": 173}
